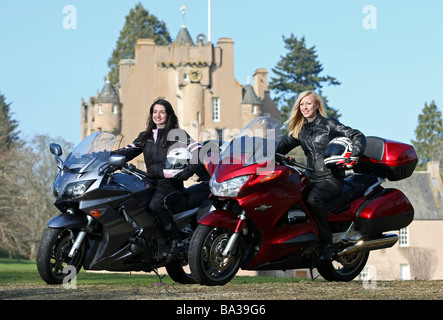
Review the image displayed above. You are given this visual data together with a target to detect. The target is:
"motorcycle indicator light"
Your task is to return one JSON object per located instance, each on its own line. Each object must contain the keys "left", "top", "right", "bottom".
{"left": 259, "top": 172, "right": 280, "bottom": 183}
{"left": 89, "top": 209, "right": 102, "bottom": 218}
{"left": 250, "top": 170, "right": 288, "bottom": 186}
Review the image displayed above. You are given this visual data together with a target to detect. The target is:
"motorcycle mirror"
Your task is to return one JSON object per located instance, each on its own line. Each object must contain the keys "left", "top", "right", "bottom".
{"left": 49, "top": 143, "right": 63, "bottom": 156}
{"left": 108, "top": 154, "right": 126, "bottom": 167}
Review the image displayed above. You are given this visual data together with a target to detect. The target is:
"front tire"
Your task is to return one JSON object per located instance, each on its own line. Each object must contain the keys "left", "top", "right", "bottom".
{"left": 188, "top": 225, "right": 244, "bottom": 286}
{"left": 36, "top": 228, "right": 86, "bottom": 284}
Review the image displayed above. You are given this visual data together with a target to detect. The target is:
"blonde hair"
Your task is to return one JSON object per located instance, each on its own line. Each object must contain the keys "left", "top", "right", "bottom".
{"left": 285, "top": 91, "right": 326, "bottom": 138}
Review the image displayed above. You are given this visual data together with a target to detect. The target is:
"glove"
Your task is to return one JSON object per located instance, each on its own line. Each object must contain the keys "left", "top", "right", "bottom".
{"left": 173, "top": 168, "right": 194, "bottom": 181}
{"left": 285, "top": 157, "right": 296, "bottom": 166}
{"left": 339, "top": 156, "right": 359, "bottom": 169}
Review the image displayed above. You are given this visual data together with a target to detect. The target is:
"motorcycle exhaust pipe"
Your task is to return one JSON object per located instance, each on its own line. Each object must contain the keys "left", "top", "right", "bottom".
{"left": 337, "top": 233, "right": 398, "bottom": 257}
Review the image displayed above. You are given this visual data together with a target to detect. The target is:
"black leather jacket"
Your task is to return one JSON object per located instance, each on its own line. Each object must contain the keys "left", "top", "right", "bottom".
{"left": 277, "top": 115, "right": 366, "bottom": 181}
{"left": 114, "top": 128, "right": 202, "bottom": 187}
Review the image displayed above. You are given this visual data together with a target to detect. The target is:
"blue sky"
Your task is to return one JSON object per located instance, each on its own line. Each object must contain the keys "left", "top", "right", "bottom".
{"left": 1, "top": 0, "right": 442, "bottom": 146}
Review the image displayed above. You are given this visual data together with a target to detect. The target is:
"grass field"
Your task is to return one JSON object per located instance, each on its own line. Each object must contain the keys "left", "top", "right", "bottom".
{"left": 0, "top": 258, "right": 298, "bottom": 286}
{"left": 1, "top": 258, "right": 442, "bottom": 301}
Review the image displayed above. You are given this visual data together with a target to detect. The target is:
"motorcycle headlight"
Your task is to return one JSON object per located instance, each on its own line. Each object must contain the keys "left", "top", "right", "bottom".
{"left": 61, "top": 180, "right": 95, "bottom": 200}
{"left": 210, "top": 175, "right": 250, "bottom": 198}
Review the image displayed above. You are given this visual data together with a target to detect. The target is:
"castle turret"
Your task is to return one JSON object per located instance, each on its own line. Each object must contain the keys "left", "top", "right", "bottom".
{"left": 92, "top": 78, "right": 121, "bottom": 135}
{"left": 241, "top": 84, "right": 263, "bottom": 127}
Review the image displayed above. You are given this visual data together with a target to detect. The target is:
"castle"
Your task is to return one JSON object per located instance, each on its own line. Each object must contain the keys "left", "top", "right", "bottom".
{"left": 81, "top": 23, "right": 280, "bottom": 169}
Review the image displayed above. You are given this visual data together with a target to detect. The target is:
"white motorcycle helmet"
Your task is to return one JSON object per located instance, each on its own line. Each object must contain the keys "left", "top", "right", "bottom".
{"left": 163, "top": 147, "right": 192, "bottom": 178}
{"left": 324, "top": 137, "right": 353, "bottom": 169}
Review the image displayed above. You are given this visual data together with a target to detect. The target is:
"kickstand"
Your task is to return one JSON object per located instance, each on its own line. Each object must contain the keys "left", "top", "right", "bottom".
{"left": 309, "top": 266, "right": 319, "bottom": 281}
{"left": 153, "top": 268, "right": 166, "bottom": 285}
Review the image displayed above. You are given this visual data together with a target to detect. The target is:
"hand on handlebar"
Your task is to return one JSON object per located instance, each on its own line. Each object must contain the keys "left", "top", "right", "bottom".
{"left": 275, "top": 153, "right": 313, "bottom": 172}
{"left": 285, "top": 157, "right": 296, "bottom": 166}
{"left": 125, "top": 163, "right": 136, "bottom": 172}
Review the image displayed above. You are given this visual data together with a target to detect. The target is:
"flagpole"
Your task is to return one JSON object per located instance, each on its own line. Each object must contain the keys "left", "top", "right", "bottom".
{"left": 208, "top": 0, "right": 211, "bottom": 42}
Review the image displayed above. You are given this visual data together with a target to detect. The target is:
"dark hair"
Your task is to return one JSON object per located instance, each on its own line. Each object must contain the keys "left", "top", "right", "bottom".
{"left": 140, "top": 99, "right": 179, "bottom": 148}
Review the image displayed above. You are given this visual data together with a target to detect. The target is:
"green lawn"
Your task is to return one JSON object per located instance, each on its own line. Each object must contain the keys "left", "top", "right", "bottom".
{"left": 0, "top": 258, "right": 175, "bottom": 285}
{"left": 0, "top": 258, "right": 303, "bottom": 285}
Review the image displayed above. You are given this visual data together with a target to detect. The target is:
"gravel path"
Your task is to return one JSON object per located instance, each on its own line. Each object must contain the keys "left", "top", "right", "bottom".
{"left": 1, "top": 280, "right": 442, "bottom": 300}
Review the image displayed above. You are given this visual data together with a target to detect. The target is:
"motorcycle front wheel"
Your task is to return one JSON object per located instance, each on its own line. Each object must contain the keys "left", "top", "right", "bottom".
{"left": 316, "top": 251, "right": 369, "bottom": 281}
{"left": 188, "top": 225, "right": 245, "bottom": 286}
{"left": 36, "top": 228, "right": 86, "bottom": 284}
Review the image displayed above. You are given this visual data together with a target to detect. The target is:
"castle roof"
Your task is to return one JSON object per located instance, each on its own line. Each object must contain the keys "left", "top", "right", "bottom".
{"left": 241, "top": 84, "right": 262, "bottom": 105}
{"left": 174, "top": 23, "right": 194, "bottom": 46}
{"left": 384, "top": 164, "right": 443, "bottom": 220}
{"left": 97, "top": 79, "right": 119, "bottom": 104}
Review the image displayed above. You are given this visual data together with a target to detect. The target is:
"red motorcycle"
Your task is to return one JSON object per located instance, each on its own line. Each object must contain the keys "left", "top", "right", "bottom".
{"left": 188, "top": 117, "right": 417, "bottom": 285}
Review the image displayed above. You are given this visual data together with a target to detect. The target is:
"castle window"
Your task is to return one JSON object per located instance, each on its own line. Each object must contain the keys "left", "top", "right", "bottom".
{"left": 83, "top": 104, "right": 88, "bottom": 122}
{"left": 98, "top": 104, "right": 103, "bottom": 114}
{"left": 112, "top": 104, "right": 118, "bottom": 114}
{"left": 399, "top": 227, "right": 409, "bottom": 247}
{"left": 212, "top": 98, "right": 220, "bottom": 122}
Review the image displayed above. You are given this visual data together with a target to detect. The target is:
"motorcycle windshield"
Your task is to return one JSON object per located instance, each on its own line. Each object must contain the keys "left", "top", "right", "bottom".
{"left": 220, "top": 117, "right": 281, "bottom": 166}
{"left": 64, "top": 132, "right": 116, "bottom": 172}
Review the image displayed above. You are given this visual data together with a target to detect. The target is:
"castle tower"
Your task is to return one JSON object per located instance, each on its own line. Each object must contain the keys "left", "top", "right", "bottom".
{"left": 241, "top": 84, "right": 263, "bottom": 128}
{"left": 81, "top": 78, "right": 121, "bottom": 139}
{"left": 94, "top": 78, "right": 121, "bottom": 134}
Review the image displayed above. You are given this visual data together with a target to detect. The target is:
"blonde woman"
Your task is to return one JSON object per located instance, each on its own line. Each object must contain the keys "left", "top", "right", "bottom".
{"left": 277, "top": 91, "right": 366, "bottom": 260}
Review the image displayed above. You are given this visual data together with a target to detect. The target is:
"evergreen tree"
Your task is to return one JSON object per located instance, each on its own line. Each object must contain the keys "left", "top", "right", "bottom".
{"left": 412, "top": 101, "right": 443, "bottom": 171}
{"left": 269, "top": 34, "right": 341, "bottom": 132}
{"left": 0, "top": 92, "right": 20, "bottom": 151}
{"left": 107, "top": 3, "right": 172, "bottom": 85}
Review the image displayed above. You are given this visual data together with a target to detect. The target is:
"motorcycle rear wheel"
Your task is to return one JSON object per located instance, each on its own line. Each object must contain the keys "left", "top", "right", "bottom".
{"left": 316, "top": 250, "right": 369, "bottom": 281}
{"left": 165, "top": 260, "right": 195, "bottom": 284}
{"left": 189, "top": 225, "right": 244, "bottom": 286}
{"left": 37, "top": 227, "right": 86, "bottom": 284}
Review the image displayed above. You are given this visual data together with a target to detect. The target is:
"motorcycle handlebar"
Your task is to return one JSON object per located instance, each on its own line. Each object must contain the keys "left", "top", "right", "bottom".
{"left": 123, "top": 163, "right": 150, "bottom": 177}
{"left": 275, "top": 153, "right": 313, "bottom": 172}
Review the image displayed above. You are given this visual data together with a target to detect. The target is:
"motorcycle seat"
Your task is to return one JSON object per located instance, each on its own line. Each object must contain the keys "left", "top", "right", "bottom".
{"left": 183, "top": 183, "right": 211, "bottom": 208}
{"left": 325, "top": 173, "right": 380, "bottom": 212}
{"left": 164, "top": 182, "right": 211, "bottom": 214}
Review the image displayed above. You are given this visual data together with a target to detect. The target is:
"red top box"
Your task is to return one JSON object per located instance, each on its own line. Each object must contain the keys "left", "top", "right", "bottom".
{"left": 354, "top": 136, "right": 418, "bottom": 181}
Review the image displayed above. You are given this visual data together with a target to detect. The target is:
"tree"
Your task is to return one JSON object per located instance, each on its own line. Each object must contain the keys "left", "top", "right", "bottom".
{"left": 269, "top": 34, "right": 341, "bottom": 133}
{"left": 411, "top": 101, "right": 443, "bottom": 171}
{"left": 0, "top": 92, "right": 20, "bottom": 151}
{"left": 0, "top": 134, "right": 73, "bottom": 259}
{"left": 107, "top": 3, "right": 172, "bottom": 85}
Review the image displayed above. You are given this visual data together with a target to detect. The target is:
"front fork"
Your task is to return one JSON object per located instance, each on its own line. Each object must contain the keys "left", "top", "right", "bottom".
{"left": 221, "top": 211, "right": 247, "bottom": 257}
{"left": 68, "top": 215, "right": 94, "bottom": 258}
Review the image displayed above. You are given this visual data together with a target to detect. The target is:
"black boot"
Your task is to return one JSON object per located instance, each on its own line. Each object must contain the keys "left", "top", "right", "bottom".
{"left": 319, "top": 240, "right": 334, "bottom": 261}
{"left": 163, "top": 224, "right": 184, "bottom": 259}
